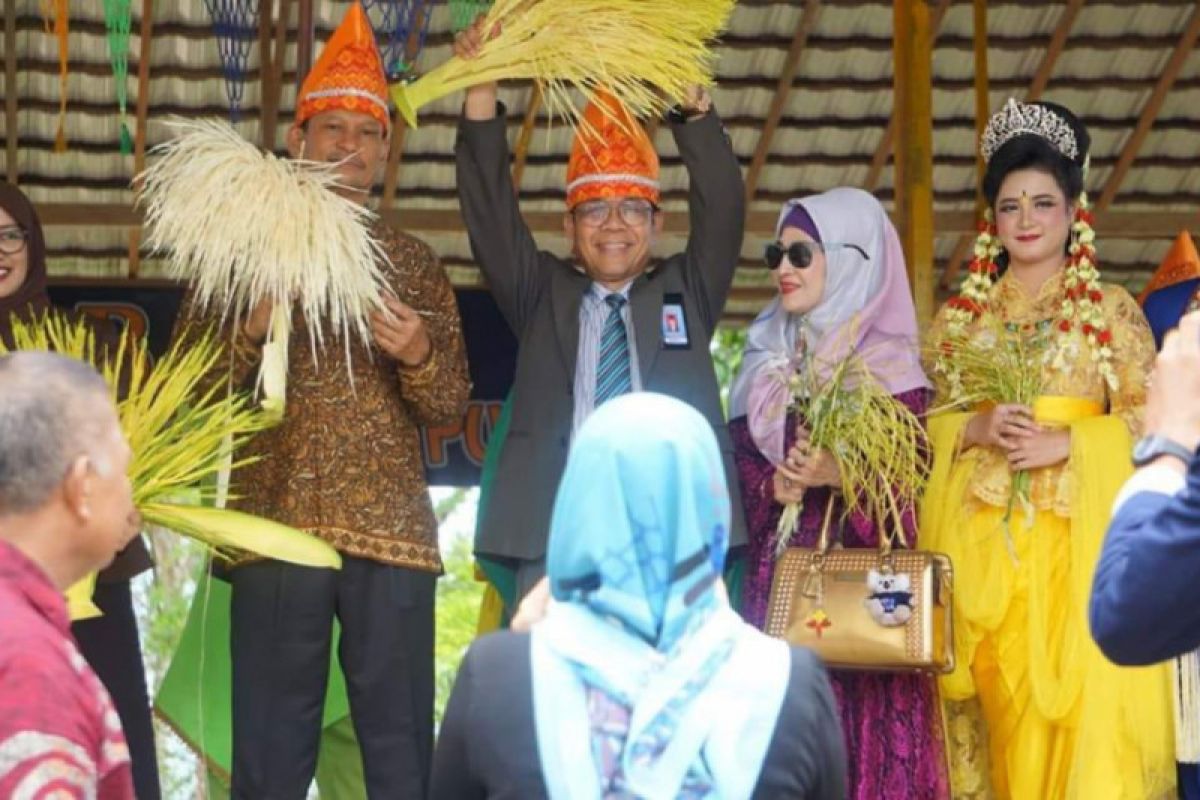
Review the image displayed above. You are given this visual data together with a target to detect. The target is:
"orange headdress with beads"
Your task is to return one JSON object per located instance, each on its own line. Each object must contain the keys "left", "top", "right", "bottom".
{"left": 565, "top": 92, "right": 660, "bottom": 209}
{"left": 295, "top": 3, "right": 390, "bottom": 130}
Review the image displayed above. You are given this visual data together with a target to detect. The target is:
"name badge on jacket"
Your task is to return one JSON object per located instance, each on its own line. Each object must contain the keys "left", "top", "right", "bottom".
{"left": 662, "top": 293, "right": 690, "bottom": 349}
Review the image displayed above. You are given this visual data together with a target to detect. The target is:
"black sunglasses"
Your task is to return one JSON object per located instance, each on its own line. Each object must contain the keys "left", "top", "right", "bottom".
{"left": 763, "top": 241, "right": 869, "bottom": 270}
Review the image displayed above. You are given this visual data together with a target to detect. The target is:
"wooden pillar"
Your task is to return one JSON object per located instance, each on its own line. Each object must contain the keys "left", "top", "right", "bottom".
{"left": 379, "top": 1, "right": 435, "bottom": 212}
{"left": 971, "top": 0, "right": 989, "bottom": 212}
{"left": 296, "top": 0, "right": 314, "bottom": 89}
{"left": 892, "top": 0, "right": 936, "bottom": 323}
{"left": 260, "top": 0, "right": 291, "bottom": 151}
{"left": 4, "top": 0, "right": 17, "bottom": 183}
{"left": 126, "top": 0, "right": 155, "bottom": 278}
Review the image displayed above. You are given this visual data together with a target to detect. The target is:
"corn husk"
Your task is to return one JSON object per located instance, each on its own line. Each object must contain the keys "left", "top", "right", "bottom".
{"left": 135, "top": 118, "right": 389, "bottom": 405}
{"left": 929, "top": 315, "right": 1050, "bottom": 549}
{"left": 391, "top": 0, "right": 735, "bottom": 129}
{"left": 1, "top": 310, "right": 341, "bottom": 571}
{"left": 775, "top": 349, "right": 930, "bottom": 558}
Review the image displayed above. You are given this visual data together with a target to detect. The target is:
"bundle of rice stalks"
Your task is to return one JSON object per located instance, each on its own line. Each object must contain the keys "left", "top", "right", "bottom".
{"left": 391, "top": 0, "right": 736, "bottom": 129}
{"left": 775, "top": 351, "right": 930, "bottom": 558}
{"left": 136, "top": 118, "right": 389, "bottom": 407}
{"left": 1, "top": 310, "right": 341, "bottom": 570}
{"left": 931, "top": 315, "right": 1050, "bottom": 538}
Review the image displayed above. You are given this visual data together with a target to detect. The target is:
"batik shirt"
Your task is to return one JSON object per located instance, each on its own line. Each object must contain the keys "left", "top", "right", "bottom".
{"left": 0, "top": 540, "right": 133, "bottom": 799}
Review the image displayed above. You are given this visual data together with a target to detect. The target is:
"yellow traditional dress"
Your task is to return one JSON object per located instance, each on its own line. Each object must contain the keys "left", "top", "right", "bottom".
{"left": 922, "top": 270, "right": 1176, "bottom": 799}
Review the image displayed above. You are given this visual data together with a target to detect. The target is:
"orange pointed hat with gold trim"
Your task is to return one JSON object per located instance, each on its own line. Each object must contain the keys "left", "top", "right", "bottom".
{"left": 1139, "top": 230, "right": 1200, "bottom": 304}
{"left": 296, "top": 2, "right": 390, "bottom": 130}
{"left": 566, "top": 92, "right": 660, "bottom": 209}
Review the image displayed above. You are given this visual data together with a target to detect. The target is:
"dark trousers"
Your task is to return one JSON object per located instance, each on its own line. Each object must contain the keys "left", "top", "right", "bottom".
{"left": 229, "top": 556, "right": 436, "bottom": 800}
{"left": 72, "top": 579, "right": 162, "bottom": 800}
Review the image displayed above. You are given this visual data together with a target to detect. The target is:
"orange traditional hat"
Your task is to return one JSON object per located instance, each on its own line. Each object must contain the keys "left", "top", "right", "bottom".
{"left": 295, "top": 3, "right": 390, "bottom": 130}
{"left": 566, "top": 92, "right": 660, "bottom": 209}
{"left": 1139, "top": 230, "right": 1200, "bottom": 304}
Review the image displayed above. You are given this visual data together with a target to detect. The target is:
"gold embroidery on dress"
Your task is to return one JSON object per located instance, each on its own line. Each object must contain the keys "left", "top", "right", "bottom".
{"left": 925, "top": 271, "right": 1154, "bottom": 516}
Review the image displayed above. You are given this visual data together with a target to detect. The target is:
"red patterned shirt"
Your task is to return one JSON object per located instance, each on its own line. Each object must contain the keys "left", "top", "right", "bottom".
{"left": 0, "top": 540, "right": 133, "bottom": 799}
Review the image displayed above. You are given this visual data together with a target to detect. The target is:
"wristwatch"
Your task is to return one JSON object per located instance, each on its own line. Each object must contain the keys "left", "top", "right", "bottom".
{"left": 1131, "top": 434, "right": 1196, "bottom": 468}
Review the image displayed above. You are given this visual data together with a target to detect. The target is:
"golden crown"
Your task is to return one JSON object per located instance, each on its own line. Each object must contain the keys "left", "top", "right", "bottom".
{"left": 980, "top": 98, "right": 1079, "bottom": 163}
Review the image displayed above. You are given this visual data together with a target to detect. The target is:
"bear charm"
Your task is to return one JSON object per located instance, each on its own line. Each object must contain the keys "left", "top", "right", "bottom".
{"left": 863, "top": 568, "right": 914, "bottom": 627}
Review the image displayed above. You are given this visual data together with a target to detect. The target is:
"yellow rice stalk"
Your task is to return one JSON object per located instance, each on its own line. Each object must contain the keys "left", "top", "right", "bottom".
{"left": 775, "top": 350, "right": 930, "bottom": 559}
{"left": 136, "top": 118, "right": 389, "bottom": 402}
{"left": 1, "top": 311, "right": 341, "bottom": 570}
{"left": 929, "top": 315, "right": 1049, "bottom": 544}
{"left": 390, "top": 0, "right": 736, "bottom": 129}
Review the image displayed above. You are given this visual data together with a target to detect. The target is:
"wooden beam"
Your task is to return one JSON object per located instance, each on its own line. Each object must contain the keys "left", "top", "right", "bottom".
{"left": 379, "top": 110, "right": 409, "bottom": 212}
{"left": 1026, "top": 0, "right": 1084, "bottom": 101}
{"left": 258, "top": 0, "right": 275, "bottom": 147}
{"left": 379, "top": 2, "right": 433, "bottom": 213}
{"left": 743, "top": 0, "right": 820, "bottom": 205}
{"left": 32, "top": 203, "right": 1200, "bottom": 239}
{"left": 862, "top": 0, "right": 951, "bottom": 193}
{"left": 942, "top": 0, "right": 1081, "bottom": 289}
{"left": 261, "top": 0, "right": 290, "bottom": 151}
{"left": 940, "top": 0, "right": 989, "bottom": 294}
{"left": 510, "top": 82, "right": 543, "bottom": 190}
{"left": 892, "top": 0, "right": 937, "bottom": 324}
{"left": 295, "top": 0, "right": 314, "bottom": 89}
{"left": 971, "top": 0, "right": 990, "bottom": 201}
{"left": 125, "top": 0, "right": 155, "bottom": 279}
{"left": 4, "top": 0, "right": 17, "bottom": 183}
{"left": 1096, "top": 4, "right": 1200, "bottom": 212}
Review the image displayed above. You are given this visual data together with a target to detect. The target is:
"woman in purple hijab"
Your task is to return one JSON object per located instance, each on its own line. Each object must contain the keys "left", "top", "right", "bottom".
{"left": 729, "top": 187, "right": 948, "bottom": 799}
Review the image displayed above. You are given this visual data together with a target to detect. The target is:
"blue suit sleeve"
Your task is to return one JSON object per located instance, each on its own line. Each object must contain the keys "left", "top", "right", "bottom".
{"left": 1090, "top": 454, "right": 1200, "bottom": 665}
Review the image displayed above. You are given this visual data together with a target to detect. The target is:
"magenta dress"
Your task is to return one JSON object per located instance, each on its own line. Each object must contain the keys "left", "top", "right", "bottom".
{"left": 731, "top": 387, "right": 949, "bottom": 800}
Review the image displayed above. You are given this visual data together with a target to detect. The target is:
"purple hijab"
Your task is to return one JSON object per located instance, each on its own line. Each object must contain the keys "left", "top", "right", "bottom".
{"left": 728, "top": 187, "right": 929, "bottom": 465}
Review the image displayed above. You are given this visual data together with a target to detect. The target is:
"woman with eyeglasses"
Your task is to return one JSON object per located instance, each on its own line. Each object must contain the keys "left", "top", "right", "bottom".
{"left": 0, "top": 181, "right": 162, "bottom": 800}
{"left": 728, "top": 187, "right": 948, "bottom": 799}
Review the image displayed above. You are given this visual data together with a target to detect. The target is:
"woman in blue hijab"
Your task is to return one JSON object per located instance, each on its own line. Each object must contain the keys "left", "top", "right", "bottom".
{"left": 432, "top": 392, "right": 846, "bottom": 799}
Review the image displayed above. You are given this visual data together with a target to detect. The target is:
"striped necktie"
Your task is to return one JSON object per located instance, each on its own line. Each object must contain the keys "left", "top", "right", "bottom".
{"left": 595, "top": 294, "right": 632, "bottom": 406}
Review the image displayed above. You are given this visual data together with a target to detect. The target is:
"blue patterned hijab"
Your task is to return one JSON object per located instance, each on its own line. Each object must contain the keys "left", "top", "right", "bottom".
{"left": 531, "top": 393, "right": 791, "bottom": 799}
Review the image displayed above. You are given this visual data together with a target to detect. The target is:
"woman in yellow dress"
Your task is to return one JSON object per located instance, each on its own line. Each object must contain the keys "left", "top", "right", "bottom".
{"left": 922, "top": 99, "right": 1176, "bottom": 799}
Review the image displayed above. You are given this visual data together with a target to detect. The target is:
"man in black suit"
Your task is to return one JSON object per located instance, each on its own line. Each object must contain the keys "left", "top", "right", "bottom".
{"left": 454, "top": 23, "right": 748, "bottom": 604}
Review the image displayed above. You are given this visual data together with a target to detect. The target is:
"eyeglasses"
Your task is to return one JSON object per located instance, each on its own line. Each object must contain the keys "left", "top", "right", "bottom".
{"left": 572, "top": 199, "right": 658, "bottom": 228}
{"left": 0, "top": 226, "right": 27, "bottom": 256}
{"left": 763, "top": 240, "right": 869, "bottom": 270}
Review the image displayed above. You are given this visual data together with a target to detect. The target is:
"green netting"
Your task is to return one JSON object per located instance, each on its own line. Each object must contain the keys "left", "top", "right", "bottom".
{"left": 449, "top": 0, "right": 493, "bottom": 33}
{"left": 103, "top": 0, "right": 133, "bottom": 154}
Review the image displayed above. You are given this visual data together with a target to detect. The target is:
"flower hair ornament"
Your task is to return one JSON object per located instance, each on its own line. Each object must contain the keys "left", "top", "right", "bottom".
{"left": 936, "top": 100, "right": 1118, "bottom": 398}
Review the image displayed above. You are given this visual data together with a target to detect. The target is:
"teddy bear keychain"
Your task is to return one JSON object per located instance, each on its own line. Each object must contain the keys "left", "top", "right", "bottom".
{"left": 863, "top": 567, "right": 915, "bottom": 627}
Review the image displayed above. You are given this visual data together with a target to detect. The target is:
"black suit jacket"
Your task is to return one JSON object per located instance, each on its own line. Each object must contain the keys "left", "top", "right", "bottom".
{"left": 456, "top": 107, "right": 749, "bottom": 561}
{"left": 431, "top": 632, "right": 848, "bottom": 800}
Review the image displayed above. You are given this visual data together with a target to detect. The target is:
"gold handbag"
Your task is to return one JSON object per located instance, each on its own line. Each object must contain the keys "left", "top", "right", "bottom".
{"left": 764, "top": 498, "right": 955, "bottom": 674}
